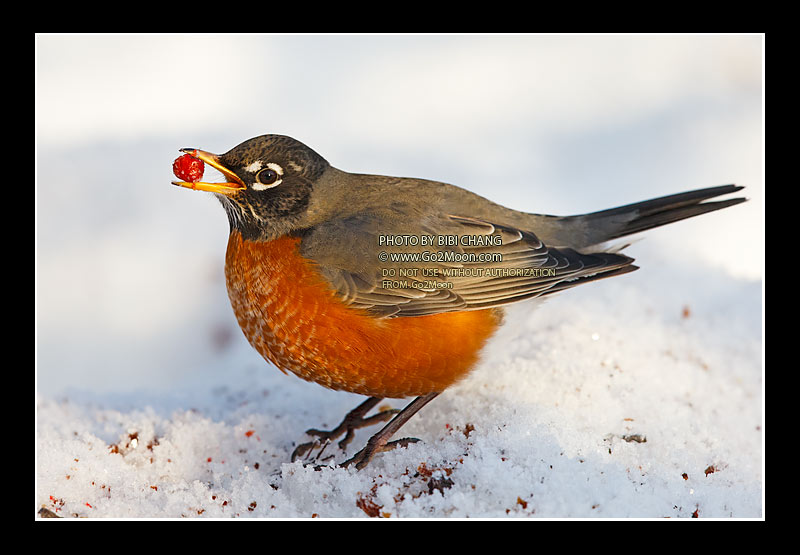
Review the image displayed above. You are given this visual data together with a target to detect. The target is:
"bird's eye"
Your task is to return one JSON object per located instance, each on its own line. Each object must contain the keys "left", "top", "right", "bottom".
{"left": 257, "top": 168, "right": 279, "bottom": 185}
{"left": 252, "top": 163, "right": 283, "bottom": 190}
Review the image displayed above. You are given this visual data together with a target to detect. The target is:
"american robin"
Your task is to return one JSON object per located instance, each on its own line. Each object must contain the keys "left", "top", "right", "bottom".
{"left": 171, "top": 134, "right": 746, "bottom": 470}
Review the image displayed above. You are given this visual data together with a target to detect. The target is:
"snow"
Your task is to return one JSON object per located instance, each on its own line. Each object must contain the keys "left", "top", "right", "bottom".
{"left": 35, "top": 34, "right": 763, "bottom": 519}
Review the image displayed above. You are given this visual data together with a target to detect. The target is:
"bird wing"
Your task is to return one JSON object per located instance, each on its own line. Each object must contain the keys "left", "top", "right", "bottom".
{"left": 300, "top": 213, "right": 637, "bottom": 317}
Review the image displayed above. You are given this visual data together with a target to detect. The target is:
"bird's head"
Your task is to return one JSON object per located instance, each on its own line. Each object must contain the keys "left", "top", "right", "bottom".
{"left": 172, "top": 134, "right": 330, "bottom": 240}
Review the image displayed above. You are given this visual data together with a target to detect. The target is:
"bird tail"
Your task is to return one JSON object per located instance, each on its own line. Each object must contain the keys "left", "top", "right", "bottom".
{"left": 549, "top": 184, "right": 746, "bottom": 249}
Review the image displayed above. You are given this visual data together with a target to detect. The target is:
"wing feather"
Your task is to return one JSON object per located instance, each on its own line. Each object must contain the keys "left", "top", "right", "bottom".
{"left": 303, "top": 214, "right": 636, "bottom": 317}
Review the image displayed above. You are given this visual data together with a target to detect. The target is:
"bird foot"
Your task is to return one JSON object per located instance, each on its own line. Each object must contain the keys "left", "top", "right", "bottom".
{"left": 290, "top": 397, "right": 398, "bottom": 464}
{"left": 291, "top": 393, "right": 439, "bottom": 470}
{"left": 341, "top": 437, "right": 421, "bottom": 470}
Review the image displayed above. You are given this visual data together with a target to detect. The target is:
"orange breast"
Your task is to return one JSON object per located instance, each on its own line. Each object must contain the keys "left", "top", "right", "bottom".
{"left": 224, "top": 230, "right": 501, "bottom": 398}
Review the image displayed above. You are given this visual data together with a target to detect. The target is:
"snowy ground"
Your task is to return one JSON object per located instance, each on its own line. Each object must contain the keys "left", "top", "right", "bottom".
{"left": 36, "top": 244, "right": 762, "bottom": 519}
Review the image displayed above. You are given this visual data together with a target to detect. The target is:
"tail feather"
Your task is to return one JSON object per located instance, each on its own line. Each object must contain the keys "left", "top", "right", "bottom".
{"left": 560, "top": 184, "right": 746, "bottom": 248}
{"left": 606, "top": 197, "right": 746, "bottom": 240}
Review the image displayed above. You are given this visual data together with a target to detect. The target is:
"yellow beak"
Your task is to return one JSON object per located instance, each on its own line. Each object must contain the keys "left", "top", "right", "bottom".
{"left": 171, "top": 148, "right": 246, "bottom": 195}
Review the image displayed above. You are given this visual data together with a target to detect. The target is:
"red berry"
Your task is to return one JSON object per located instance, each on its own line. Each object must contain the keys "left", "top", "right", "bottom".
{"left": 173, "top": 153, "right": 205, "bottom": 183}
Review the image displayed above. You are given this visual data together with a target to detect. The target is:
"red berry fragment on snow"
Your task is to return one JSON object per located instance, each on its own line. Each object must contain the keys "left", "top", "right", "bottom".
{"left": 173, "top": 153, "right": 205, "bottom": 183}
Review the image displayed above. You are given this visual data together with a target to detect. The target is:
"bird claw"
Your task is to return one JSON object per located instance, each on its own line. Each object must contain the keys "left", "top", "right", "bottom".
{"left": 291, "top": 393, "right": 439, "bottom": 470}
{"left": 341, "top": 437, "right": 421, "bottom": 470}
{"left": 290, "top": 398, "right": 398, "bottom": 464}
{"left": 290, "top": 437, "right": 329, "bottom": 463}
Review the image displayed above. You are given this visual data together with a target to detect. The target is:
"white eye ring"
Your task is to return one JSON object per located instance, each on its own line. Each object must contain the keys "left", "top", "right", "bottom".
{"left": 252, "top": 163, "right": 284, "bottom": 191}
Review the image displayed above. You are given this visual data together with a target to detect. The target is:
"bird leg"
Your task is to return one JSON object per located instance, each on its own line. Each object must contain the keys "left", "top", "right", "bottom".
{"left": 341, "top": 392, "right": 440, "bottom": 470}
{"left": 291, "top": 397, "right": 399, "bottom": 463}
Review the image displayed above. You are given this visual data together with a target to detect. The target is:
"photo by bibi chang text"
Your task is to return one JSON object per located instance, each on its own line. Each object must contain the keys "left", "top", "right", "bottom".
{"left": 378, "top": 234, "right": 504, "bottom": 247}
